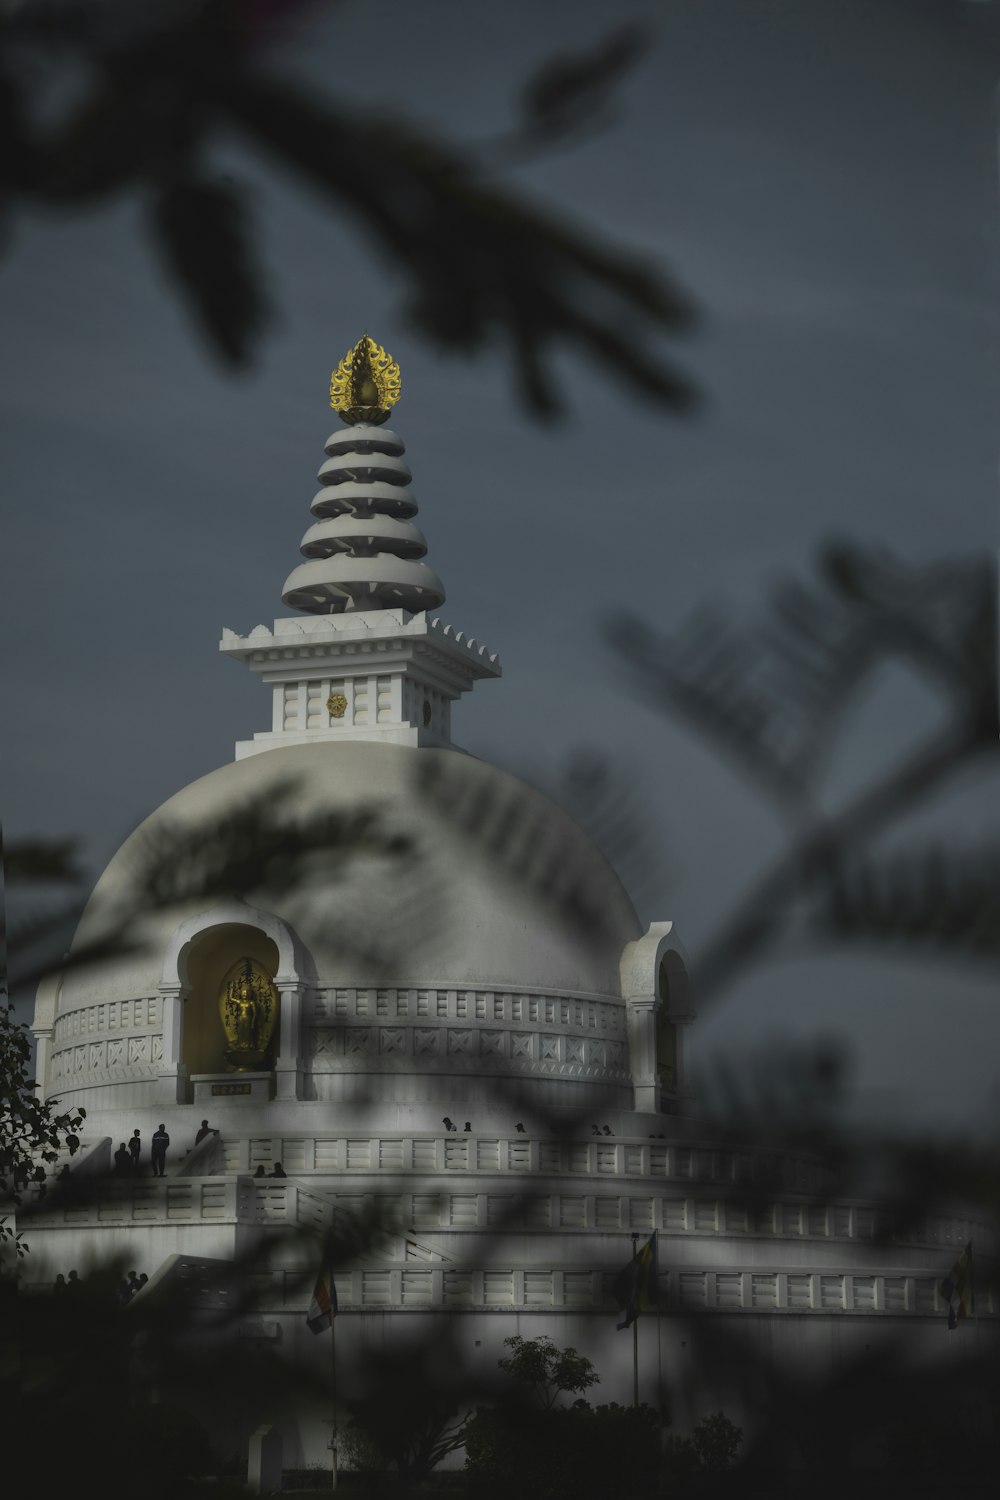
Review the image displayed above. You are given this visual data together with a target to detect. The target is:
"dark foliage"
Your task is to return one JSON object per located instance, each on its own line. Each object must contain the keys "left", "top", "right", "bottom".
{"left": 2, "top": 838, "right": 84, "bottom": 884}
{"left": 609, "top": 545, "right": 999, "bottom": 1009}
{"left": 663, "top": 1410, "right": 743, "bottom": 1492}
{"left": 7, "top": 1214, "right": 384, "bottom": 1495}
{"left": 412, "top": 750, "right": 638, "bottom": 962}
{"left": 150, "top": 171, "right": 269, "bottom": 366}
{"left": 343, "top": 1374, "right": 468, "bottom": 1484}
{"left": 608, "top": 543, "right": 997, "bottom": 813}
{"left": 823, "top": 840, "right": 1000, "bottom": 960}
{"left": 7, "top": 778, "right": 420, "bottom": 995}
{"left": 496, "top": 1334, "right": 599, "bottom": 1410}
{"left": 520, "top": 23, "right": 647, "bottom": 143}
{"left": 518, "top": 748, "right": 672, "bottom": 924}
{"left": 0, "top": 1001, "right": 85, "bottom": 1254}
{"left": 0, "top": 1, "right": 697, "bottom": 414}
{"left": 464, "top": 1399, "right": 663, "bottom": 1500}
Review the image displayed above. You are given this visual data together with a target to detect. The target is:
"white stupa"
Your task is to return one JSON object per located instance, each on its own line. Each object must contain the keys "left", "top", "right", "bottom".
{"left": 26, "top": 337, "right": 996, "bottom": 1470}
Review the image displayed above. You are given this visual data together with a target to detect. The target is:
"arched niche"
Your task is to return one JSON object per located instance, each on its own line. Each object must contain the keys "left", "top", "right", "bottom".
{"left": 620, "top": 924, "right": 694, "bottom": 1115}
{"left": 181, "top": 925, "right": 280, "bottom": 1077}
{"left": 157, "top": 902, "right": 313, "bottom": 1101}
{"left": 657, "top": 947, "right": 694, "bottom": 1110}
{"left": 656, "top": 950, "right": 690, "bottom": 1094}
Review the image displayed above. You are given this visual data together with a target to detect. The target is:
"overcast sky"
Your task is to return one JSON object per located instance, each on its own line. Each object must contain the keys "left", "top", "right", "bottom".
{"left": 3, "top": 0, "right": 998, "bottom": 1133}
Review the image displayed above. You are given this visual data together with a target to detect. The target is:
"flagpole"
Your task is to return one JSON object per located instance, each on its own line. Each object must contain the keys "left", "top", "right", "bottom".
{"left": 631, "top": 1233, "right": 639, "bottom": 1408}
{"left": 656, "top": 1301, "right": 663, "bottom": 1420}
{"left": 330, "top": 1265, "right": 338, "bottom": 1492}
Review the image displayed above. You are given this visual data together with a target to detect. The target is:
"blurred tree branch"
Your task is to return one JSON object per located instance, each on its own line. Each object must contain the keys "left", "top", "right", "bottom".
{"left": 0, "top": 999, "right": 85, "bottom": 1255}
{"left": 609, "top": 543, "right": 999, "bottom": 1007}
{"left": 0, "top": 0, "right": 697, "bottom": 416}
{"left": 6, "top": 779, "right": 420, "bottom": 995}
{"left": 474, "top": 21, "right": 649, "bottom": 168}
{"left": 2, "top": 837, "right": 84, "bottom": 885}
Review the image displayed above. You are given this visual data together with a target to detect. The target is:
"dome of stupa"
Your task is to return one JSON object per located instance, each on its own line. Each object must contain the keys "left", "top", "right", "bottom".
{"left": 45, "top": 739, "right": 644, "bottom": 1112}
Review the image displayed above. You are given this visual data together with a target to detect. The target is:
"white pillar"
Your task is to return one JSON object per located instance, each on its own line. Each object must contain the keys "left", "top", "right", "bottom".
{"left": 248, "top": 1425, "right": 283, "bottom": 1495}
{"left": 157, "top": 983, "right": 190, "bottom": 1104}
{"left": 389, "top": 669, "right": 404, "bottom": 725}
{"left": 35, "top": 1029, "right": 54, "bottom": 1098}
{"left": 274, "top": 980, "right": 305, "bottom": 1100}
{"left": 627, "top": 995, "right": 658, "bottom": 1113}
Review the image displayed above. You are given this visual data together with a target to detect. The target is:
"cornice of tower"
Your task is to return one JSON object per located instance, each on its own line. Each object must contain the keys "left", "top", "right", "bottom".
{"left": 220, "top": 609, "right": 500, "bottom": 758}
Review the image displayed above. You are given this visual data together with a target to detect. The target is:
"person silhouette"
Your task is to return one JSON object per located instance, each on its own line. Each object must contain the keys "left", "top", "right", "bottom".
{"left": 270, "top": 1162, "right": 287, "bottom": 1178}
{"left": 127, "top": 1270, "right": 142, "bottom": 1297}
{"left": 113, "top": 1142, "right": 131, "bottom": 1175}
{"left": 195, "top": 1119, "right": 218, "bottom": 1144}
{"left": 150, "top": 1124, "right": 169, "bottom": 1178}
{"left": 253, "top": 1164, "right": 266, "bottom": 1178}
{"left": 128, "top": 1129, "right": 142, "bottom": 1175}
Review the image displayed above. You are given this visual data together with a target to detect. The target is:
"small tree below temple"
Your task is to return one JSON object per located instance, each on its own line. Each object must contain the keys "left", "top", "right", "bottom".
{"left": 464, "top": 1337, "right": 643, "bottom": 1500}
{"left": 496, "top": 1334, "right": 599, "bottom": 1409}
{"left": 1, "top": 1001, "right": 86, "bottom": 1255}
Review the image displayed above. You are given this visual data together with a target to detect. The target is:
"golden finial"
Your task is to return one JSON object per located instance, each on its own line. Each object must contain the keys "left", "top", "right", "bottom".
{"left": 329, "top": 334, "right": 402, "bottom": 425}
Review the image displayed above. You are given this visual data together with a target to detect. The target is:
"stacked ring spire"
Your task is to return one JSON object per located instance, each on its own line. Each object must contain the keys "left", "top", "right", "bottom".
{"left": 281, "top": 336, "right": 446, "bottom": 615}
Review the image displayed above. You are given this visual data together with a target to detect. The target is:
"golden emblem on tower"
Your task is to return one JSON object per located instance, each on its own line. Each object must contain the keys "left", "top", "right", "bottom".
{"left": 330, "top": 334, "right": 402, "bottom": 425}
{"left": 218, "top": 956, "right": 279, "bottom": 1072}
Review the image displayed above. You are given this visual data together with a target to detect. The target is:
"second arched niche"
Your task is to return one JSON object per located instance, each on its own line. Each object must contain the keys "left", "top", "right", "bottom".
{"left": 181, "top": 924, "right": 280, "bottom": 1077}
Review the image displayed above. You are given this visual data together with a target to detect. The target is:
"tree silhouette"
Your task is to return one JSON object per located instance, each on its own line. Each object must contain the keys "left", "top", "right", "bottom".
{"left": 0, "top": 2, "right": 696, "bottom": 417}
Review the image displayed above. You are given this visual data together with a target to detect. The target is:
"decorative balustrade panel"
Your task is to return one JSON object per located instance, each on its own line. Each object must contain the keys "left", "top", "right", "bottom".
{"left": 49, "top": 997, "right": 163, "bottom": 1081}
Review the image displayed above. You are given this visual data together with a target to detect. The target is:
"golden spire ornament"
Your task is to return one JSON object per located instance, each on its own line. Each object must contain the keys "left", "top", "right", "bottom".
{"left": 329, "top": 333, "right": 402, "bottom": 425}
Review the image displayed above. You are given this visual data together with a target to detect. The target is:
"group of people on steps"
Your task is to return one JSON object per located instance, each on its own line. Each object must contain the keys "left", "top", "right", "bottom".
{"left": 113, "top": 1124, "right": 170, "bottom": 1177}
